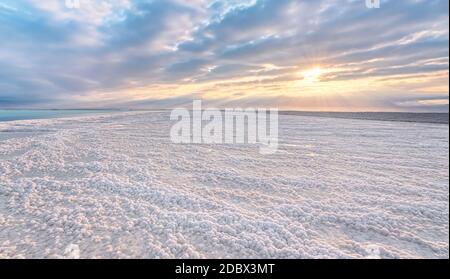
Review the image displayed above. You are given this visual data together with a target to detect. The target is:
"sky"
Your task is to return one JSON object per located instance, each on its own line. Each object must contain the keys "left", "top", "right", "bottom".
{"left": 0, "top": 0, "right": 448, "bottom": 111}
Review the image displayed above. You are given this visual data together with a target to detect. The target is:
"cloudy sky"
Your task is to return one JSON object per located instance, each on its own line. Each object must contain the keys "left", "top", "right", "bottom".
{"left": 0, "top": 0, "right": 448, "bottom": 111}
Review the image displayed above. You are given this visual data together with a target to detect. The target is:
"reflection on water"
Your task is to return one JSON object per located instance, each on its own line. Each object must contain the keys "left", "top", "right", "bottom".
{"left": 0, "top": 110, "right": 116, "bottom": 122}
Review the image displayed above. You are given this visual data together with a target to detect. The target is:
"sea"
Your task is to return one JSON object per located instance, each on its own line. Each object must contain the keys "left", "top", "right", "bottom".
{"left": 0, "top": 110, "right": 116, "bottom": 122}
{"left": 0, "top": 110, "right": 448, "bottom": 124}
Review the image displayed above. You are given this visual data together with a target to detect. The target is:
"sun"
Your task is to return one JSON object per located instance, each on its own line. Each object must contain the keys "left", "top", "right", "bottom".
{"left": 302, "top": 67, "right": 322, "bottom": 82}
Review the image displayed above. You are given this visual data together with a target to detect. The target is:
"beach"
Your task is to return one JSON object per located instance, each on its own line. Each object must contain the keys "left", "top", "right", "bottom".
{"left": 0, "top": 111, "right": 448, "bottom": 259}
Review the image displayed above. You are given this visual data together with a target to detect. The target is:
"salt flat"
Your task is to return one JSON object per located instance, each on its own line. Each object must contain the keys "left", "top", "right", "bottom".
{"left": 0, "top": 112, "right": 448, "bottom": 258}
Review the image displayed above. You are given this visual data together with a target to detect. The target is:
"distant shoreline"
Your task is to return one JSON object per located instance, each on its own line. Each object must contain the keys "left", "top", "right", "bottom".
{"left": 0, "top": 109, "right": 448, "bottom": 124}
{"left": 0, "top": 109, "right": 117, "bottom": 122}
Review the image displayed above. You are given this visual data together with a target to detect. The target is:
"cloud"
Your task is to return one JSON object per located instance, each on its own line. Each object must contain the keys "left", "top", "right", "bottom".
{"left": 0, "top": 0, "right": 448, "bottom": 111}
